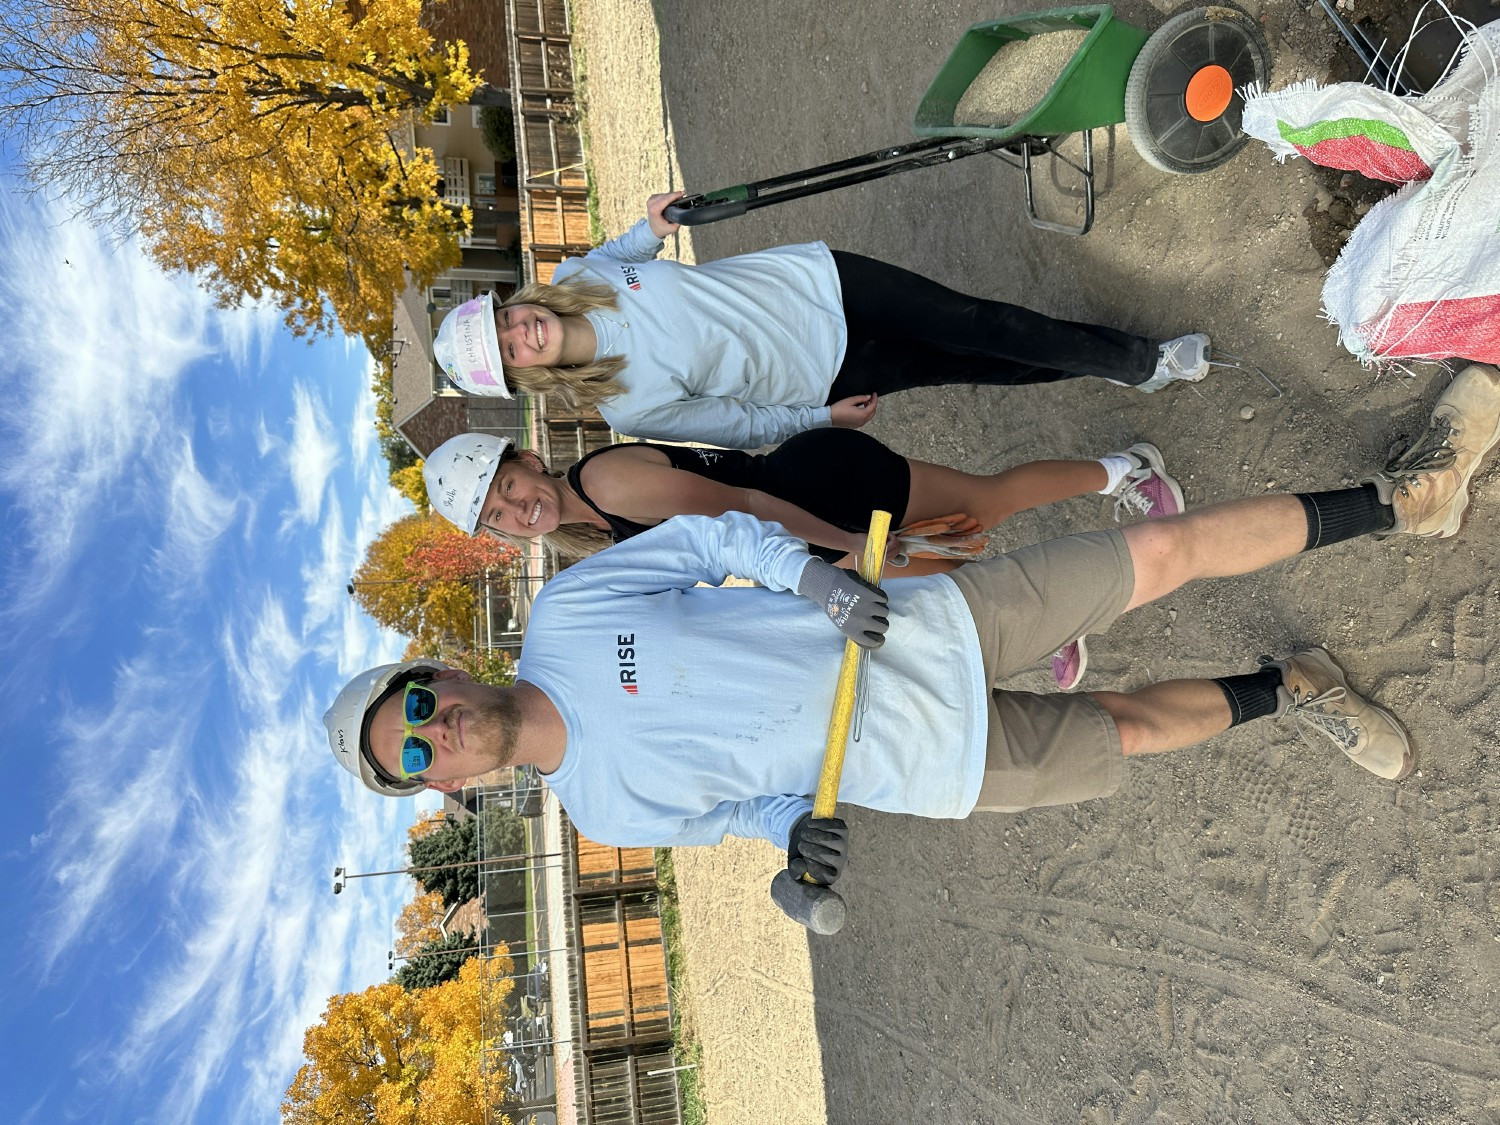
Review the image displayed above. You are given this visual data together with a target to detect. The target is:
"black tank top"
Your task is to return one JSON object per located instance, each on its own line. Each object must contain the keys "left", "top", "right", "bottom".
{"left": 566, "top": 443, "right": 773, "bottom": 543}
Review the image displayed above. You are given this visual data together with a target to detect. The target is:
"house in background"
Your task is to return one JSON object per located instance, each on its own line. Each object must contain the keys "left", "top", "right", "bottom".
{"left": 384, "top": 0, "right": 528, "bottom": 460}
{"left": 388, "top": 276, "right": 530, "bottom": 461}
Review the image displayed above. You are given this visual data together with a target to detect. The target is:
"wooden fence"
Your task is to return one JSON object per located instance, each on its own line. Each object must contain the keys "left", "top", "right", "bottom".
{"left": 564, "top": 824, "right": 682, "bottom": 1123}
{"left": 504, "top": 0, "right": 593, "bottom": 284}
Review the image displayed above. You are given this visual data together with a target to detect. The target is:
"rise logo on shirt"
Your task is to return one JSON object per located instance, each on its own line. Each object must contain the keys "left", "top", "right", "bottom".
{"left": 620, "top": 264, "right": 642, "bottom": 291}
{"left": 617, "top": 633, "right": 640, "bottom": 694}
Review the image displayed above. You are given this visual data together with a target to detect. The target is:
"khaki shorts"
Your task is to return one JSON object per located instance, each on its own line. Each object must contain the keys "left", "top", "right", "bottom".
{"left": 949, "top": 529, "right": 1135, "bottom": 813}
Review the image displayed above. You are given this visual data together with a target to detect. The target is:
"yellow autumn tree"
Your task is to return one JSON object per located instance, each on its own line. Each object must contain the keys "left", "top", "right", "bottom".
{"left": 417, "top": 958, "right": 516, "bottom": 1124}
{"left": 283, "top": 955, "right": 515, "bottom": 1125}
{"left": 395, "top": 890, "right": 448, "bottom": 958}
{"left": 391, "top": 462, "right": 431, "bottom": 512}
{"left": 408, "top": 809, "right": 449, "bottom": 848}
{"left": 0, "top": 0, "right": 483, "bottom": 348}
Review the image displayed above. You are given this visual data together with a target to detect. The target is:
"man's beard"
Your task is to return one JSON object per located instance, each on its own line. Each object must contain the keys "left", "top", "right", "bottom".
{"left": 463, "top": 690, "right": 522, "bottom": 772}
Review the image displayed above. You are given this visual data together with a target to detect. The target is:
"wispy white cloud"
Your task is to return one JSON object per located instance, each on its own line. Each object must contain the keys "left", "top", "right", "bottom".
{"left": 254, "top": 415, "right": 278, "bottom": 460}
{"left": 28, "top": 554, "right": 424, "bottom": 1125}
{"left": 354, "top": 473, "right": 417, "bottom": 556}
{"left": 14, "top": 1087, "right": 54, "bottom": 1125}
{"left": 150, "top": 436, "right": 241, "bottom": 591}
{"left": 348, "top": 357, "right": 380, "bottom": 477}
{"left": 205, "top": 405, "right": 234, "bottom": 443}
{"left": 301, "top": 402, "right": 414, "bottom": 650}
{"left": 219, "top": 593, "right": 304, "bottom": 714}
{"left": 41, "top": 656, "right": 202, "bottom": 962}
{"left": 301, "top": 494, "right": 355, "bottom": 633}
{"left": 101, "top": 592, "right": 414, "bottom": 1123}
{"left": 283, "top": 383, "right": 340, "bottom": 529}
{"left": 4, "top": 188, "right": 431, "bottom": 1125}
{"left": 0, "top": 192, "right": 269, "bottom": 614}
{"left": 338, "top": 598, "right": 408, "bottom": 679}
{"left": 301, "top": 446, "right": 413, "bottom": 640}
{"left": 214, "top": 296, "right": 281, "bottom": 375}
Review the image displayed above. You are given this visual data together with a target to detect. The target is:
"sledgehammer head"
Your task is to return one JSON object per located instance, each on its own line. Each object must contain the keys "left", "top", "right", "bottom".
{"left": 770, "top": 869, "right": 846, "bottom": 935}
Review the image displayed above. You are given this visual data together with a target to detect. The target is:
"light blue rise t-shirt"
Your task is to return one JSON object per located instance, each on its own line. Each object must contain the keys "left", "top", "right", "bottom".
{"left": 554, "top": 220, "right": 847, "bottom": 449}
{"left": 517, "top": 513, "right": 988, "bottom": 849}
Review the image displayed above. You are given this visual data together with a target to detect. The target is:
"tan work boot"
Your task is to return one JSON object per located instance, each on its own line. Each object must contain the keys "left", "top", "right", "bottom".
{"left": 1261, "top": 647, "right": 1413, "bottom": 780}
{"left": 1365, "top": 363, "right": 1500, "bottom": 537}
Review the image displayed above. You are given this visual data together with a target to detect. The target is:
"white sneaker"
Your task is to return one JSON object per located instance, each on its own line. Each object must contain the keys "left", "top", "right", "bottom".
{"left": 1135, "top": 333, "right": 1211, "bottom": 393}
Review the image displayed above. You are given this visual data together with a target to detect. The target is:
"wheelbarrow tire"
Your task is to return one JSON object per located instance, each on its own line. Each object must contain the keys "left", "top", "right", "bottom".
{"left": 1125, "top": 5, "right": 1272, "bottom": 175}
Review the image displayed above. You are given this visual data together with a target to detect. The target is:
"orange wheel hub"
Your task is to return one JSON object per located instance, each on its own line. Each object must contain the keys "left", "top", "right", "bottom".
{"left": 1184, "top": 64, "right": 1233, "bottom": 122}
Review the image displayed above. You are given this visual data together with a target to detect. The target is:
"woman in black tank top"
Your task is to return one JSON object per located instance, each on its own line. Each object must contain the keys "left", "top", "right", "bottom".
{"left": 432, "top": 427, "right": 1184, "bottom": 575}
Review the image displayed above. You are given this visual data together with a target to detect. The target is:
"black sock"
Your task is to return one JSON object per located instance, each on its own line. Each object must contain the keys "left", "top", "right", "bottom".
{"left": 1296, "top": 485, "right": 1394, "bottom": 551}
{"left": 1213, "top": 666, "right": 1283, "bottom": 726}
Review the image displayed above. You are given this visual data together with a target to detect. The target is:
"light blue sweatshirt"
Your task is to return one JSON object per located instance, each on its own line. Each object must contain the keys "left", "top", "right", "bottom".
{"left": 517, "top": 512, "right": 989, "bottom": 850}
{"left": 553, "top": 220, "right": 848, "bottom": 449}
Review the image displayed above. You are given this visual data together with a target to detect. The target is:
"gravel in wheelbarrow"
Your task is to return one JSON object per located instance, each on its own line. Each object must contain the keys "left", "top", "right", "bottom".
{"left": 955, "top": 30, "right": 1093, "bottom": 128}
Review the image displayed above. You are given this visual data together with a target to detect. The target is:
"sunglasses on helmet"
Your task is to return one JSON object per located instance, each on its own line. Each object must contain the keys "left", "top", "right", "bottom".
{"left": 397, "top": 681, "right": 440, "bottom": 779}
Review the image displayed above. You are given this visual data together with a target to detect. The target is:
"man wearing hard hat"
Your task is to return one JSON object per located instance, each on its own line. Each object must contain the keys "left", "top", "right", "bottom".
{"left": 325, "top": 365, "right": 1500, "bottom": 885}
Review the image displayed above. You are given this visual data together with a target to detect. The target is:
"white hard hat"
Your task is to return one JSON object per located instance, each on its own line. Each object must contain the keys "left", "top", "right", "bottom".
{"left": 323, "top": 659, "right": 447, "bottom": 798}
{"left": 424, "top": 432, "right": 514, "bottom": 535}
{"left": 434, "top": 292, "right": 512, "bottom": 397}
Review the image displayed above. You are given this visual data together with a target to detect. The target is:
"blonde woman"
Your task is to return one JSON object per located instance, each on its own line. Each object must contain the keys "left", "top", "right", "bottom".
{"left": 433, "top": 193, "right": 1215, "bottom": 450}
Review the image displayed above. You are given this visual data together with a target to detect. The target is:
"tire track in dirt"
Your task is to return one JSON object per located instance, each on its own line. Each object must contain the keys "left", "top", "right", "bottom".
{"left": 943, "top": 903, "right": 1500, "bottom": 1079}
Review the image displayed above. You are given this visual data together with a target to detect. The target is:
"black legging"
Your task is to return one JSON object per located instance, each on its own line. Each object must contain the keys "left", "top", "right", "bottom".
{"left": 826, "top": 250, "right": 1160, "bottom": 401}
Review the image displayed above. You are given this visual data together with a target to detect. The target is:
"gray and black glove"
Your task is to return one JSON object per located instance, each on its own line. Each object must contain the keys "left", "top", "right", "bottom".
{"left": 787, "top": 812, "right": 850, "bottom": 886}
{"left": 796, "top": 557, "right": 889, "bottom": 648}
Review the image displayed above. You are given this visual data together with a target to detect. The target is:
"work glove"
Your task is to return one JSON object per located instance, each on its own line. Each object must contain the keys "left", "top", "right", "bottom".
{"left": 891, "top": 513, "right": 988, "bottom": 566}
{"left": 787, "top": 813, "right": 850, "bottom": 886}
{"left": 796, "top": 557, "right": 888, "bottom": 648}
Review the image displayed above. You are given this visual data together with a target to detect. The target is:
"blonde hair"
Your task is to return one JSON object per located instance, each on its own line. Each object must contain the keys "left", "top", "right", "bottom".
{"left": 484, "top": 447, "right": 614, "bottom": 559}
{"left": 500, "top": 280, "right": 628, "bottom": 410}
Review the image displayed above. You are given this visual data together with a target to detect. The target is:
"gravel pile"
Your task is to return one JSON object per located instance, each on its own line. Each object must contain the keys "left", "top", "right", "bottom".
{"left": 954, "top": 29, "right": 1090, "bottom": 127}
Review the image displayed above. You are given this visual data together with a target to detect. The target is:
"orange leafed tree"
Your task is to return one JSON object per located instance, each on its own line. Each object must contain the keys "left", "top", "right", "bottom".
{"left": 351, "top": 513, "right": 519, "bottom": 645}
{"left": 395, "top": 814, "right": 454, "bottom": 958}
{"left": 282, "top": 956, "right": 515, "bottom": 1125}
{"left": 0, "top": 0, "right": 482, "bottom": 348}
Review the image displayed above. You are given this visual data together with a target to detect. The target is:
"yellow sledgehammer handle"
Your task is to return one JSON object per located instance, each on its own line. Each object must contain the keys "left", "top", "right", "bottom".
{"left": 811, "top": 509, "right": 891, "bottom": 821}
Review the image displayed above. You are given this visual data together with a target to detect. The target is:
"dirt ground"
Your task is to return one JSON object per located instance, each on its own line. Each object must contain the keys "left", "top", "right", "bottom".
{"left": 569, "top": 1, "right": 1500, "bottom": 1121}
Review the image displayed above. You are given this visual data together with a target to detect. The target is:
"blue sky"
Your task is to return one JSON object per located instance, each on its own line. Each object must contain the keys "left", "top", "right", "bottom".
{"left": 0, "top": 183, "right": 443, "bottom": 1123}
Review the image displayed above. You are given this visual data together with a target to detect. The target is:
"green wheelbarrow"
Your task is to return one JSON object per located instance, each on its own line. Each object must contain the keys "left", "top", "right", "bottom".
{"left": 663, "top": 4, "right": 1271, "bottom": 236}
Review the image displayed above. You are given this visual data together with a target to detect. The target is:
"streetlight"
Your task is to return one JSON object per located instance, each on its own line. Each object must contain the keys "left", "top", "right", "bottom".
{"left": 332, "top": 851, "right": 563, "bottom": 894}
{"left": 387, "top": 942, "right": 485, "bottom": 971}
{"left": 347, "top": 574, "right": 428, "bottom": 598}
{"left": 333, "top": 859, "right": 486, "bottom": 894}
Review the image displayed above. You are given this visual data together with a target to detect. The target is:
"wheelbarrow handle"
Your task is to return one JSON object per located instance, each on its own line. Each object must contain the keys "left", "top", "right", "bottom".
{"left": 664, "top": 190, "right": 750, "bottom": 226}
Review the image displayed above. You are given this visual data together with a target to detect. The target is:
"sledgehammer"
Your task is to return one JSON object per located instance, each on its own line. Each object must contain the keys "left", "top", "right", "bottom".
{"left": 770, "top": 509, "right": 891, "bottom": 935}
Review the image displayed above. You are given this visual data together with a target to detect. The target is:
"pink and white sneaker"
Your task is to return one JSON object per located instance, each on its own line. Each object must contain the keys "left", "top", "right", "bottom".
{"left": 1111, "top": 442, "right": 1185, "bottom": 522}
{"left": 1051, "top": 636, "right": 1089, "bottom": 691}
{"left": 1056, "top": 446, "right": 1182, "bottom": 690}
